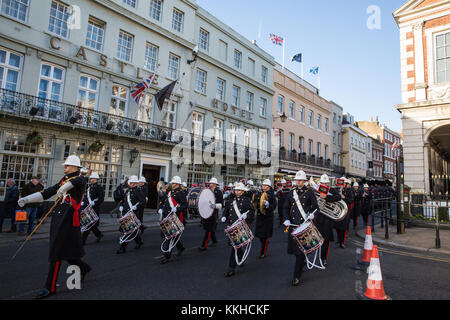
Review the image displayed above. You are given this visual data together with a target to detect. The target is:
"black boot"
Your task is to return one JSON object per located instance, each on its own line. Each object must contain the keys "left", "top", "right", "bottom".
{"left": 35, "top": 288, "right": 52, "bottom": 300}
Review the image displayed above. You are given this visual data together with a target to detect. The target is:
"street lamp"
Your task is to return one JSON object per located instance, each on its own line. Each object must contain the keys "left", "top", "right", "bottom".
{"left": 129, "top": 148, "right": 140, "bottom": 167}
{"left": 273, "top": 112, "right": 288, "bottom": 123}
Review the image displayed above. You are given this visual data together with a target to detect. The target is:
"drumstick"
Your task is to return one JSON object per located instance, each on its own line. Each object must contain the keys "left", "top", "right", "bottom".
{"left": 11, "top": 196, "right": 62, "bottom": 261}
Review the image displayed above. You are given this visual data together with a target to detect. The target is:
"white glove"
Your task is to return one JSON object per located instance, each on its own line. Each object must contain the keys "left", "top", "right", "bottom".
{"left": 81, "top": 201, "right": 85, "bottom": 206}
{"left": 171, "top": 206, "right": 178, "bottom": 214}
{"left": 221, "top": 217, "right": 226, "bottom": 223}
{"left": 215, "top": 203, "right": 223, "bottom": 210}
{"left": 119, "top": 206, "right": 124, "bottom": 213}
{"left": 57, "top": 181, "right": 74, "bottom": 198}
{"left": 158, "top": 209, "right": 163, "bottom": 215}
{"left": 307, "top": 213, "right": 315, "bottom": 221}
{"left": 210, "top": 203, "right": 216, "bottom": 209}
{"left": 131, "top": 205, "right": 138, "bottom": 211}
{"left": 18, "top": 192, "right": 44, "bottom": 208}
{"left": 283, "top": 220, "right": 291, "bottom": 227}
{"left": 241, "top": 212, "right": 247, "bottom": 220}
{"left": 89, "top": 201, "right": 95, "bottom": 206}
{"left": 264, "top": 201, "right": 270, "bottom": 208}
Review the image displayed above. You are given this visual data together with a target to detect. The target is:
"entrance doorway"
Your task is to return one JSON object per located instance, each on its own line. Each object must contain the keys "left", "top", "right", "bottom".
{"left": 142, "top": 165, "right": 161, "bottom": 209}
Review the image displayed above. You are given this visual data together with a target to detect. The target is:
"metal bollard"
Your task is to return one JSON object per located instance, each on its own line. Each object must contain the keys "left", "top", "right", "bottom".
{"left": 385, "top": 200, "right": 389, "bottom": 240}
{"left": 371, "top": 200, "right": 375, "bottom": 232}
{"left": 435, "top": 205, "right": 441, "bottom": 249}
{"left": 380, "top": 199, "right": 384, "bottom": 229}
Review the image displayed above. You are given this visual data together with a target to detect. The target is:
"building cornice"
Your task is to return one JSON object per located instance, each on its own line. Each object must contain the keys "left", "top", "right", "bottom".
{"left": 393, "top": 0, "right": 450, "bottom": 26}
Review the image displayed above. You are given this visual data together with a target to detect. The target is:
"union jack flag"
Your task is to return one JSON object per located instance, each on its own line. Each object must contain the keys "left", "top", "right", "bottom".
{"left": 269, "top": 34, "right": 284, "bottom": 46}
{"left": 131, "top": 75, "right": 154, "bottom": 104}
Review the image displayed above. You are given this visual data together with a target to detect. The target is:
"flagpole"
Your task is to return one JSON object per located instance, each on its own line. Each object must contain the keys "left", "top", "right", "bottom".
{"left": 282, "top": 36, "right": 286, "bottom": 69}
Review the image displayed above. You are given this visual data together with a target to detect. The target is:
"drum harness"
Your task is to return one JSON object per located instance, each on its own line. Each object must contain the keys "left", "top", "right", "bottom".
{"left": 160, "top": 193, "right": 183, "bottom": 253}
{"left": 118, "top": 191, "right": 141, "bottom": 244}
{"left": 291, "top": 190, "right": 325, "bottom": 270}
{"left": 230, "top": 200, "right": 252, "bottom": 266}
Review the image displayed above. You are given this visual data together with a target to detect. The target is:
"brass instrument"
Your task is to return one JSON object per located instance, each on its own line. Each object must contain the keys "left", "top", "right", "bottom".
{"left": 309, "top": 179, "right": 348, "bottom": 222}
{"left": 259, "top": 192, "right": 269, "bottom": 215}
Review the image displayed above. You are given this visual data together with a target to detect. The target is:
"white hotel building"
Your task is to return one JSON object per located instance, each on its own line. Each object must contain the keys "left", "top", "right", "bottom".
{"left": 0, "top": 0, "right": 275, "bottom": 209}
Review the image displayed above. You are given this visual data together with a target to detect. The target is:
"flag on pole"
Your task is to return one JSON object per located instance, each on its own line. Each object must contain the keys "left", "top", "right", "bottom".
{"left": 131, "top": 75, "right": 154, "bottom": 105}
{"left": 269, "top": 34, "right": 284, "bottom": 46}
{"left": 291, "top": 53, "right": 302, "bottom": 63}
{"left": 310, "top": 66, "right": 320, "bottom": 75}
{"left": 391, "top": 142, "right": 398, "bottom": 151}
{"left": 155, "top": 80, "right": 177, "bottom": 111}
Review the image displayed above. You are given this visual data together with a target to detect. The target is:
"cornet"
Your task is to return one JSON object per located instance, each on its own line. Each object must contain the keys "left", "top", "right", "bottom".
{"left": 309, "top": 179, "right": 348, "bottom": 222}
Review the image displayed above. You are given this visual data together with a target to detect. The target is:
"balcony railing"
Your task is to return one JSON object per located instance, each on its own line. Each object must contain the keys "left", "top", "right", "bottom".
{"left": 0, "top": 88, "right": 270, "bottom": 160}
{"left": 279, "top": 150, "right": 332, "bottom": 169}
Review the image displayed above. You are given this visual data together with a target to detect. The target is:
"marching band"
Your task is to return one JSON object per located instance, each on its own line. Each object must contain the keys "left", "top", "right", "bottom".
{"left": 16, "top": 154, "right": 387, "bottom": 299}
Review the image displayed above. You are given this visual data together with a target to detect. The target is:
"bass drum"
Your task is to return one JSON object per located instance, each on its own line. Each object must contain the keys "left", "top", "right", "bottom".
{"left": 187, "top": 187, "right": 203, "bottom": 218}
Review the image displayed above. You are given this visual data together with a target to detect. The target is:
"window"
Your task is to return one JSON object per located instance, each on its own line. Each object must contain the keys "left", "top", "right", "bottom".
{"left": 217, "top": 78, "right": 225, "bottom": 100}
{"left": 229, "top": 124, "right": 238, "bottom": 144}
{"left": 117, "top": 30, "right": 134, "bottom": 62}
{"left": 213, "top": 119, "right": 223, "bottom": 140}
{"left": 317, "top": 142, "right": 321, "bottom": 158}
{"left": 144, "top": 43, "right": 158, "bottom": 72}
{"left": 436, "top": 32, "right": 450, "bottom": 83}
{"left": 149, "top": 0, "right": 162, "bottom": 21}
{"left": 0, "top": 48, "right": 23, "bottom": 91}
{"left": 338, "top": 133, "right": 342, "bottom": 146}
{"left": 277, "top": 95, "right": 284, "bottom": 114}
{"left": 298, "top": 137, "right": 304, "bottom": 153}
{"left": 38, "top": 63, "right": 65, "bottom": 102}
{"left": 162, "top": 101, "right": 176, "bottom": 128}
{"left": 289, "top": 101, "right": 295, "bottom": 118}
{"left": 192, "top": 112, "right": 203, "bottom": 136}
{"left": 86, "top": 17, "right": 105, "bottom": 52}
{"left": 324, "top": 145, "right": 329, "bottom": 160}
{"left": 333, "top": 153, "right": 336, "bottom": 165}
{"left": 48, "top": 1, "right": 70, "bottom": 38}
{"left": 77, "top": 75, "right": 99, "bottom": 110}
{"left": 317, "top": 114, "right": 322, "bottom": 130}
{"left": 248, "top": 58, "right": 255, "bottom": 77}
{"left": 219, "top": 40, "right": 228, "bottom": 62}
{"left": 288, "top": 133, "right": 294, "bottom": 151}
{"left": 232, "top": 85, "right": 240, "bottom": 107}
{"left": 308, "top": 110, "right": 313, "bottom": 127}
{"left": 299, "top": 106, "right": 304, "bottom": 122}
{"left": 137, "top": 93, "right": 152, "bottom": 123}
{"left": 259, "top": 98, "right": 267, "bottom": 117}
{"left": 308, "top": 140, "right": 313, "bottom": 156}
{"left": 168, "top": 53, "right": 180, "bottom": 80}
{"left": 195, "top": 69, "right": 207, "bottom": 94}
{"left": 172, "top": 8, "right": 184, "bottom": 32}
{"left": 246, "top": 91, "right": 254, "bottom": 112}
{"left": 244, "top": 128, "right": 251, "bottom": 147}
{"left": 259, "top": 129, "right": 268, "bottom": 151}
{"left": 234, "top": 50, "right": 242, "bottom": 69}
{"left": 261, "top": 66, "right": 268, "bottom": 83}
{"left": 123, "top": 0, "right": 137, "bottom": 8}
{"left": 279, "top": 129, "right": 284, "bottom": 148}
{"left": 110, "top": 84, "right": 128, "bottom": 117}
{"left": 325, "top": 118, "right": 329, "bottom": 133}
{"left": 199, "top": 29, "right": 209, "bottom": 51}
{"left": 333, "top": 131, "right": 336, "bottom": 144}
{"left": 1, "top": 0, "right": 30, "bottom": 22}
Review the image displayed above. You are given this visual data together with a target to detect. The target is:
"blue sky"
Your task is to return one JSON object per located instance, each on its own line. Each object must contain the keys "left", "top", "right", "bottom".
{"left": 197, "top": 0, "right": 406, "bottom": 132}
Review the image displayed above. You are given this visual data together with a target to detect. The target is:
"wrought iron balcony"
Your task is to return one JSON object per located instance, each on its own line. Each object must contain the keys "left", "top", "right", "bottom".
{"left": 279, "top": 150, "right": 332, "bottom": 170}
{"left": 0, "top": 88, "right": 270, "bottom": 161}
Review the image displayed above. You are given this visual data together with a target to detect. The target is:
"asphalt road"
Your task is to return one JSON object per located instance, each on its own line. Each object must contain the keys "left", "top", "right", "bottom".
{"left": 1, "top": 218, "right": 449, "bottom": 300}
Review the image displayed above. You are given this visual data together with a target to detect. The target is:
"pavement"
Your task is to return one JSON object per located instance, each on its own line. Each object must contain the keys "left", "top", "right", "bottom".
{"left": 2, "top": 210, "right": 449, "bottom": 256}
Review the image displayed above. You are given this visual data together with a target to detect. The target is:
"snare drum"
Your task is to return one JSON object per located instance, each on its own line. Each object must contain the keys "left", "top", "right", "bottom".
{"left": 291, "top": 221, "right": 324, "bottom": 254}
{"left": 225, "top": 219, "right": 254, "bottom": 250}
{"left": 160, "top": 213, "right": 184, "bottom": 240}
{"left": 118, "top": 211, "right": 141, "bottom": 236}
{"left": 80, "top": 206, "right": 99, "bottom": 233}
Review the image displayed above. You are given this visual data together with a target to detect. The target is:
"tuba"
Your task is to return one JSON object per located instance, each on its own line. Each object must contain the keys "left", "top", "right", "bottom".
{"left": 259, "top": 192, "right": 269, "bottom": 215}
{"left": 309, "top": 179, "right": 348, "bottom": 222}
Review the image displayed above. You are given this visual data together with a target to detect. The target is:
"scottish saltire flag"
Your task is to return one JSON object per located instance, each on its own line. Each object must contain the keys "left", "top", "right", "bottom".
{"left": 131, "top": 75, "right": 154, "bottom": 104}
{"left": 269, "top": 34, "right": 284, "bottom": 46}
{"left": 291, "top": 53, "right": 302, "bottom": 63}
{"left": 310, "top": 66, "right": 320, "bottom": 75}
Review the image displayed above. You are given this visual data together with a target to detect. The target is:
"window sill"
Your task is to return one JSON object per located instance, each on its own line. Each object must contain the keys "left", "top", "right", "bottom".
{"left": 0, "top": 13, "right": 31, "bottom": 28}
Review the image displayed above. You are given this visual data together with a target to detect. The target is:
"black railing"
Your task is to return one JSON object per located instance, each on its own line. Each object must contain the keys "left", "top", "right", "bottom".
{"left": 0, "top": 88, "right": 270, "bottom": 160}
{"left": 279, "top": 151, "right": 332, "bottom": 169}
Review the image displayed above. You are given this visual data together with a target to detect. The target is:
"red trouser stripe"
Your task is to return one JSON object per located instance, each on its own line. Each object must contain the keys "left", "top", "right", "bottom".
{"left": 343, "top": 230, "right": 348, "bottom": 244}
{"left": 325, "top": 241, "right": 331, "bottom": 259}
{"left": 263, "top": 238, "right": 269, "bottom": 255}
{"left": 205, "top": 232, "right": 211, "bottom": 248}
{"left": 51, "top": 261, "right": 60, "bottom": 293}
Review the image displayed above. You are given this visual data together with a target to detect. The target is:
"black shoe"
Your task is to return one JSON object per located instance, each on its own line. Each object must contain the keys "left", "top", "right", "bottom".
{"left": 225, "top": 270, "right": 235, "bottom": 277}
{"left": 198, "top": 246, "right": 207, "bottom": 252}
{"left": 340, "top": 243, "right": 346, "bottom": 249}
{"left": 160, "top": 258, "right": 170, "bottom": 264}
{"left": 34, "top": 289, "right": 52, "bottom": 300}
{"left": 322, "top": 259, "right": 328, "bottom": 267}
{"left": 292, "top": 278, "right": 301, "bottom": 286}
{"left": 81, "top": 266, "right": 91, "bottom": 282}
{"left": 135, "top": 242, "right": 144, "bottom": 250}
{"left": 116, "top": 247, "right": 126, "bottom": 254}
{"left": 176, "top": 247, "right": 185, "bottom": 257}
{"left": 259, "top": 254, "right": 266, "bottom": 259}
{"left": 96, "top": 234, "right": 104, "bottom": 243}
{"left": 238, "top": 263, "right": 245, "bottom": 268}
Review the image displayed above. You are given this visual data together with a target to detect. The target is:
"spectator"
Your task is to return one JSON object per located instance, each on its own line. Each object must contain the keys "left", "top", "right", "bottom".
{"left": 1, "top": 179, "right": 19, "bottom": 233}
{"left": 18, "top": 176, "right": 41, "bottom": 236}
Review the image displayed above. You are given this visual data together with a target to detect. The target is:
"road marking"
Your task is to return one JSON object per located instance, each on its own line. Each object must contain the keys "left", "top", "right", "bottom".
{"left": 349, "top": 238, "right": 450, "bottom": 264}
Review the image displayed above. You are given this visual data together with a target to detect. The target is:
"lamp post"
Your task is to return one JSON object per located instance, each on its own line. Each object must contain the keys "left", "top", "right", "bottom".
{"left": 130, "top": 148, "right": 140, "bottom": 168}
{"left": 273, "top": 112, "right": 288, "bottom": 123}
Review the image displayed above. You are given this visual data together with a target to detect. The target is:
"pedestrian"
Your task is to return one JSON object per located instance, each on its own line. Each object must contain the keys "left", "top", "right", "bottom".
{"left": 199, "top": 178, "right": 223, "bottom": 251}
{"left": 360, "top": 184, "right": 373, "bottom": 226}
{"left": 81, "top": 172, "right": 104, "bottom": 245}
{"left": 158, "top": 176, "right": 187, "bottom": 264}
{"left": 221, "top": 182, "right": 255, "bottom": 278}
{"left": 282, "top": 170, "right": 319, "bottom": 286}
{"left": 116, "top": 176, "right": 146, "bottom": 254}
{"left": 138, "top": 176, "right": 148, "bottom": 232}
{"left": 276, "top": 179, "right": 289, "bottom": 227}
{"left": 335, "top": 178, "right": 353, "bottom": 249}
{"left": 18, "top": 155, "right": 91, "bottom": 300}
{"left": 18, "top": 176, "right": 41, "bottom": 235}
{"left": 114, "top": 178, "right": 127, "bottom": 204}
{"left": 352, "top": 182, "right": 362, "bottom": 229}
{"left": 254, "top": 179, "right": 277, "bottom": 259}
{"left": 1, "top": 179, "right": 19, "bottom": 233}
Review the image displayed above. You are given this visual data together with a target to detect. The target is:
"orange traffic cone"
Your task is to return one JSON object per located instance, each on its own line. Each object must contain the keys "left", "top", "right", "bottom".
{"left": 358, "top": 226, "right": 373, "bottom": 265}
{"left": 363, "top": 245, "right": 389, "bottom": 300}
